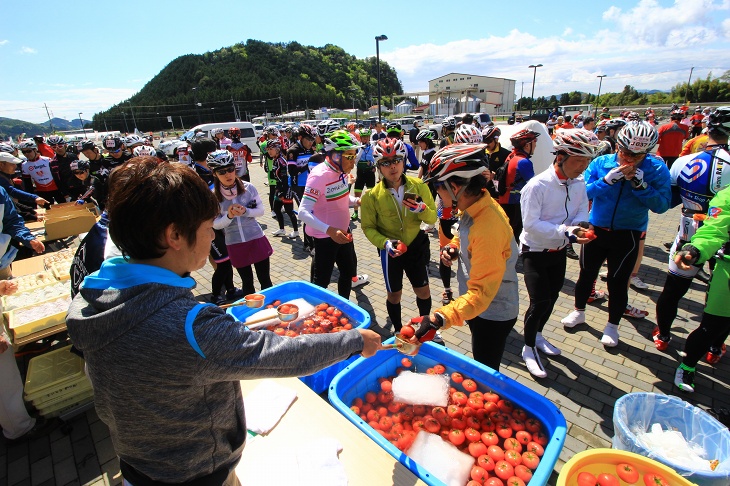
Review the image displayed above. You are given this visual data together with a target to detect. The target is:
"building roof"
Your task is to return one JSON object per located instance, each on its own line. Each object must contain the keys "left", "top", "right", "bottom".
{"left": 428, "top": 72, "right": 516, "bottom": 83}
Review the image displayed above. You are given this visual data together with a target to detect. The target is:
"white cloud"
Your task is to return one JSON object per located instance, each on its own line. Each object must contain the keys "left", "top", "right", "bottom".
{"left": 0, "top": 40, "right": 8, "bottom": 46}
{"left": 723, "top": 18, "right": 730, "bottom": 36}
{"left": 20, "top": 46, "right": 37, "bottom": 54}
{"left": 562, "top": 27, "right": 573, "bottom": 36}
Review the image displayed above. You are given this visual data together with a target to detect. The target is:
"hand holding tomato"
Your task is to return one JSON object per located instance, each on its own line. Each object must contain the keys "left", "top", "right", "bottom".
{"left": 399, "top": 325, "right": 415, "bottom": 339}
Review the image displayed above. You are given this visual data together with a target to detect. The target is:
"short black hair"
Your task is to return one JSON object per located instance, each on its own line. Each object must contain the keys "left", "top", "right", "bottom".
{"left": 462, "top": 114, "right": 474, "bottom": 124}
{"left": 190, "top": 139, "right": 217, "bottom": 162}
{"left": 583, "top": 117, "right": 595, "bottom": 125}
{"left": 107, "top": 157, "right": 219, "bottom": 260}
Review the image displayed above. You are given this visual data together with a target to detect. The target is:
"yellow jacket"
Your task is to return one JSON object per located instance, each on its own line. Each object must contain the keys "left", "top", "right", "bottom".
{"left": 436, "top": 194, "right": 516, "bottom": 328}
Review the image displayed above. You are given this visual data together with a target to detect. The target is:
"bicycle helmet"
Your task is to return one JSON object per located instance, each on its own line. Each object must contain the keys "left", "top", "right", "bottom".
{"left": 70, "top": 160, "right": 90, "bottom": 172}
{"left": 298, "top": 123, "right": 317, "bottom": 140}
{"left": 386, "top": 122, "right": 403, "bottom": 135}
{"left": 442, "top": 117, "right": 457, "bottom": 130}
{"left": 0, "top": 142, "right": 15, "bottom": 153}
{"left": 616, "top": 121, "right": 658, "bottom": 154}
{"left": 80, "top": 139, "right": 97, "bottom": 151}
{"left": 266, "top": 139, "right": 282, "bottom": 151}
{"left": 210, "top": 128, "right": 224, "bottom": 137}
{"left": 284, "top": 126, "right": 293, "bottom": 134}
{"left": 33, "top": 135, "right": 45, "bottom": 143}
{"left": 206, "top": 150, "right": 236, "bottom": 171}
{"left": 316, "top": 120, "right": 339, "bottom": 137}
{"left": 263, "top": 126, "right": 280, "bottom": 137}
{"left": 125, "top": 134, "right": 145, "bottom": 147}
{"left": 415, "top": 130, "right": 436, "bottom": 142}
{"left": 595, "top": 120, "right": 609, "bottom": 132}
{"left": 454, "top": 124, "right": 483, "bottom": 144}
{"left": 322, "top": 130, "right": 363, "bottom": 152}
{"left": 18, "top": 139, "right": 37, "bottom": 150}
{"left": 47, "top": 135, "right": 65, "bottom": 145}
{"left": 605, "top": 118, "right": 627, "bottom": 132}
{"left": 481, "top": 126, "right": 501, "bottom": 141}
{"left": 346, "top": 122, "right": 357, "bottom": 132}
{"left": 424, "top": 143, "right": 489, "bottom": 184}
{"left": 229, "top": 127, "right": 241, "bottom": 138}
{"left": 358, "top": 128, "right": 372, "bottom": 139}
{"left": 553, "top": 129, "right": 602, "bottom": 158}
{"left": 707, "top": 106, "right": 730, "bottom": 137}
{"left": 509, "top": 128, "right": 540, "bottom": 146}
{"left": 670, "top": 110, "right": 684, "bottom": 120}
{"left": 626, "top": 111, "right": 641, "bottom": 122}
{"left": 372, "top": 138, "right": 407, "bottom": 163}
{"left": 103, "top": 136, "right": 124, "bottom": 152}
{"left": 133, "top": 146, "right": 157, "bottom": 157}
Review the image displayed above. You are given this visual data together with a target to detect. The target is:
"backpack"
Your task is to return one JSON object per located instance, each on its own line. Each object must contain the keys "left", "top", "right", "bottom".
{"left": 494, "top": 160, "right": 510, "bottom": 196}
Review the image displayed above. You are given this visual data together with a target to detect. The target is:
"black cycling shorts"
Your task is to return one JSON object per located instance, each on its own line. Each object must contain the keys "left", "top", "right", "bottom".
{"left": 378, "top": 230, "right": 430, "bottom": 293}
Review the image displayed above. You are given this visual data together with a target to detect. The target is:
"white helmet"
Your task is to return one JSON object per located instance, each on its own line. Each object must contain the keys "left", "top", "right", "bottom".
{"left": 133, "top": 146, "right": 158, "bottom": 158}
{"left": 454, "top": 124, "right": 483, "bottom": 144}
{"left": 125, "top": 134, "right": 145, "bottom": 147}
{"left": 616, "top": 121, "right": 658, "bottom": 154}
{"left": 210, "top": 128, "right": 224, "bottom": 136}
{"left": 18, "top": 139, "right": 37, "bottom": 150}
{"left": 552, "top": 129, "right": 602, "bottom": 159}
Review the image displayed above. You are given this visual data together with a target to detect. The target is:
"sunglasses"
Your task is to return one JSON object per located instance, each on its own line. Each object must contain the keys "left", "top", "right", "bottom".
{"left": 215, "top": 167, "right": 236, "bottom": 175}
{"left": 72, "top": 169, "right": 87, "bottom": 175}
{"left": 109, "top": 148, "right": 122, "bottom": 154}
{"left": 378, "top": 158, "right": 403, "bottom": 168}
{"left": 341, "top": 154, "right": 357, "bottom": 161}
{"left": 21, "top": 149, "right": 35, "bottom": 154}
{"left": 619, "top": 147, "right": 644, "bottom": 159}
{"left": 49, "top": 143, "right": 66, "bottom": 147}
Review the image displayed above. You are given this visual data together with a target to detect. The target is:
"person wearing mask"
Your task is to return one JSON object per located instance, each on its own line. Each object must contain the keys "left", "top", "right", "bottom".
{"left": 65, "top": 158, "right": 383, "bottom": 485}
{"left": 519, "top": 130, "right": 601, "bottom": 377}
{"left": 18, "top": 139, "right": 66, "bottom": 205}
{"left": 562, "top": 121, "right": 671, "bottom": 347}
{"left": 497, "top": 129, "right": 540, "bottom": 241}
{"left": 361, "top": 138, "right": 437, "bottom": 335}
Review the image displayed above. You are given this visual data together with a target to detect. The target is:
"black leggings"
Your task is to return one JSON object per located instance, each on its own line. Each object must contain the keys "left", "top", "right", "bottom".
{"left": 311, "top": 237, "right": 357, "bottom": 298}
{"left": 268, "top": 186, "right": 276, "bottom": 211}
{"left": 467, "top": 316, "right": 517, "bottom": 372}
{"left": 683, "top": 312, "right": 730, "bottom": 367}
{"left": 211, "top": 260, "right": 234, "bottom": 297}
{"left": 235, "top": 258, "right": 272, "bottom": 295}
{"left": 273, "top": 194, "right": 298, "bottom": 231}
{"left": 499, "top": 203, "right": 521, "bottom": 242}
{"left": 439, "top": 219, "right": 456, "bottom": 288}
{"left": 522, "top": 250, "right": 567, "bottom": 347}
{"left": 292, "top": 186, "right": 314, "bottom": 250}
{"left": 574, "top": 228, "right": 641, "bottom": 324}
{"left": 656, "top": 272, "right": 694, "bottom": 336}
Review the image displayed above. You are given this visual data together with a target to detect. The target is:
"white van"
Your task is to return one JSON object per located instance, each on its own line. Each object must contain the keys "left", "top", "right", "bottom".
{"left": 159, "top": 121, "right": 258, "bottom": 158}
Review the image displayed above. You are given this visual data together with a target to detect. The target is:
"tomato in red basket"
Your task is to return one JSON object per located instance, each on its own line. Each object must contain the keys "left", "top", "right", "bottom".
{"left": 615, "top": 463, "right": 638, "bottom": 484}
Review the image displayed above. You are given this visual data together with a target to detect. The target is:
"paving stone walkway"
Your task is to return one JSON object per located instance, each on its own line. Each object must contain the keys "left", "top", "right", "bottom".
{"left": 2, "top": 156, "right": 727, "bottom": 485}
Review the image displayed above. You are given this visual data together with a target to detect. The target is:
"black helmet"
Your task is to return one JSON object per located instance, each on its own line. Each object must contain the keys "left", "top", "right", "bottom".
{"left": 103, "top": 136, "right": 124, "bottom": 152}
{"left": 80, "top": 139, "right": 97, "bottom": 151}
{"left": 70, "top": 160, "right": 90, "bottom": 172}
{"left": 707, "top": 106, "right": 730, "bottom": 138}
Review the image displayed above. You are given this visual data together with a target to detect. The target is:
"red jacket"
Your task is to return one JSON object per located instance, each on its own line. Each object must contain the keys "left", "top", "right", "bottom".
{"left": 656, "top": 122, "right": 688, "bottom": 158}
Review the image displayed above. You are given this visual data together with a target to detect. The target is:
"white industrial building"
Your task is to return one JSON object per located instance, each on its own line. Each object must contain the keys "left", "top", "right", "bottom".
{"left": 428, "top": 73, "right": 515, "bottom": 116}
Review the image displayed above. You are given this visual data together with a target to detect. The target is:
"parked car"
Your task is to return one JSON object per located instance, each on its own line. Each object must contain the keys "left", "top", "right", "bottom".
{"left": 527, "top": 108, "right": 551, "bottom": 123}
{"left": 158, "top": 121, "right": 258, "bottom": 158}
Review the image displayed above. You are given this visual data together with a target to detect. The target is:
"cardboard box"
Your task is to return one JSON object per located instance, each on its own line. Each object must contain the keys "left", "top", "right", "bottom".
{"left": 43, "top": 206, "right": 96, "bottom": 240}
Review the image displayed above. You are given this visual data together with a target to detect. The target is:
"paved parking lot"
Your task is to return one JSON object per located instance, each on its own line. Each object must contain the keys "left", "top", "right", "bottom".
{"left": 2, "top": 157, "right": 727, "bottom": 486}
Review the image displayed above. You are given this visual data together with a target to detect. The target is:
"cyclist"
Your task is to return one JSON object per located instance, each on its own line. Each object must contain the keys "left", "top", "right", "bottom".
{"left": 47, "top": 135, "right": 77, "bottom": 199}
{"left": 0, "top": 148, "right": 49, "bottom": 212}
{"left": 562, "top": 121, "right": 671, "bottom": 347}
{"left": 519, "top": 130, "right": 601, "bottom": 377}
{"left": 416, "top": 129, "right": 438, "bottom": 182}
{"left": 656, "top": 110, "right": 690, "bottom": 168}
{"left": 405, "top": 143, "right": 518, "bottom": 371}
{"left": 497, "top": 128, "right": 540, "bottom": 242}
{"left": 19, "top": 139, "right": 65, "bottom": 205}
{"left": 69, "top": 160, "right": 107, "bottom": 210}
{"left": 386, "top": 123, "right": 418, "bottom": 170}
{"left": 211, "top": 128, "right": 232, "bottom": 150}
{"left": 360, "top": 138, "right": 437, "bottom": 334}
{"left": 351, "top": 127, "right": 376, "bottom": 221}
{"left": 672, "top": 186, "right": 730, "bottom": 392}
{"left": 654, "top": 107, "right": 730, "bottom": 360}
{"left": 267, "top": 140, "right": 299, "bottom": 239}
{"left": 226, "top": 127, "right": 253, "bottom": 182}
{"left": 101, "top": 136, "right": 132, "bottom": 175}
{"left": 482, "top": 126, "right": 510, "bottom": 199}
{"left": 287, "top": 124, "right": 318, "bottom": 254}
{"left": 439, "top": 117, "right": 457, "bottom": 148}
{"left": 299, "top": 131, "right": 365, "bottom": 298}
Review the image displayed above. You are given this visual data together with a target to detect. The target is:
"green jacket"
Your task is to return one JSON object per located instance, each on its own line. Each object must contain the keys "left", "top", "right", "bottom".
{"left": 361, "top": 175, "right": 437, "bottom": 249}
{"left": 691, "top": 186, "right": 730, "bottom": 264}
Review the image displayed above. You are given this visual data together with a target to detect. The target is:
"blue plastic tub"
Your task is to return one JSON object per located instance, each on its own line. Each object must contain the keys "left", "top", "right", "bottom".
{"left": 613, "top": 392, "right": 730, "bottom": 486}
{"left": 329, "top": 339, "right": 567, "bottom": 486}
{"left": 227, "top": 280, "right": 370, "bottom": 394}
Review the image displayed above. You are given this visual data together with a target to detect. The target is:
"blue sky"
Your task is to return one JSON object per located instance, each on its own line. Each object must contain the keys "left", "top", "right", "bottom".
{"left": 1, "top": 0, "right": 728, "bottom": 123}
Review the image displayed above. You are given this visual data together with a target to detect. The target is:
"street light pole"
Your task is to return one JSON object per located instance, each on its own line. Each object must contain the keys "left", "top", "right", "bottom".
{"left": 594, "top": 75, "right": 606, "bottom": 118}
{"left": 375, "top": 35, "right": 388, "bottom": 123}
{"left": 78, "top": 113, "right": 87, "bottom": 138}
{"left": 121, "top": 111, "right": 129, "bottom": 133}
{"left": 528, "top": 64, "right": 543, "bottom": 117}
{"left": 192, "top": 87, "right": 202, "bottom": 125}
{"left": 684, "top": 67, "right": 695, "bottom": 106}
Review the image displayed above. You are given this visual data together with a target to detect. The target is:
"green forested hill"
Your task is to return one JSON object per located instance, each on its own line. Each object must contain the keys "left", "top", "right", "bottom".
{"left": 0, "top": 117, "right": 47, "bottom": 142}
{"left": 93, "top": 39, "right": 403, "bottom": 132}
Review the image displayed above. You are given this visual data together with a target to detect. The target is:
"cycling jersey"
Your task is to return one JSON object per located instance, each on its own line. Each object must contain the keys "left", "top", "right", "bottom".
{"left": 53, "top": 152, "right": 79, "bottom": 194}
{"left": 358, "top": 144, "right": 376, "bottom": 169}
{"left": 485, "top": 143, "right": 511, "bottom": 198}
{"left": 298, "top": 158, "right": 356, "bottom": 239}
{"left": 679, "top": 134, "right": 709, "bottom": 156}
{"left": 102, "top": 152, "right": 132, "bottom": 177}
{"left": 217, "top": 137, "right": 232, "bottom": 150}
{"left": 439, "top": 134, "right": 454, "bottom": 148}
{"left": 519, "top": 166, "right": 590, "bottom": 251}
{"left": 21, "top": 156, "right": 60, "bottom": 192}
{"left": 404, "top": 143, "right": 419, "bottom": 170}
{"left": 227, "top": 142, "right": 252, "bottom": 177}
{"left": 657, "top": 122, "right": 689, "bottom": 157}
{"left": 272, "top": 155, "right": 291, "bottom": 199}
{"left": 212, "top": 182, "right": 265, "bottom": 245}
{"left": 286, "top": 142, "right": 315, "bottom": 187}
{"left": 497, "top": 149, "right": 535, "bottom": 205}
{"left": 585, "top": 153, "right": 671, "bottom": 231}
{"left": 670, "top": 146, "right": 730, "bottom": 213}
{"left": 263, "top": 154, "right": 277, "bottom": 186}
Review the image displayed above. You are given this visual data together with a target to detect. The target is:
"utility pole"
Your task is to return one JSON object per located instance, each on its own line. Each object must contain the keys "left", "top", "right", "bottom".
{"left": 44, "top": 103, "right": 54, "bottom": 132}
{"left": 684, "top": 67, "right": 695, "bottom": 106}
{"left": 519, "top": 82, "right": 524, "bottom": 110}
{"left": 279, "top": 96, "right": 284, "bottom": 118}
{"left": 231, "top": 98, "right": 238, "bottom": 121}
{"left": 129, "top": 102, "right": 138, "bottom": 132}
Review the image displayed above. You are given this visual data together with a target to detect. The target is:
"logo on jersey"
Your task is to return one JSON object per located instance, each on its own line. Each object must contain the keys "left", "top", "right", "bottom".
{"left": 708, "top": 206, "right": 722, "bottom": 219}
{"left": 304, "top": 187, "right": 320, "bottom": 197}
{"left": 679, "top": 158, "right": 707, "bottom": 184}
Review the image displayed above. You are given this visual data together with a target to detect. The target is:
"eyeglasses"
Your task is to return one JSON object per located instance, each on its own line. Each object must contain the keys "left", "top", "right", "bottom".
{"left": 215, "top": 167, "right": 236, "bottom": 175}
{"left": 378, "top": 158, "right": 403, "bottom": 168}
{"left": 108, "top": 148, "right": 122, "bottom": 154}
{"left": 341, "top": 154, "right": 357, "bottom": 160}
{"left": 72, "top": 170, "right": 87, "bottom": 175}
{"left": 21, "top": 149, "right": 35, "bottom": 154}
{"left": 49, "top": 143, "right": 66, "bottom": 147}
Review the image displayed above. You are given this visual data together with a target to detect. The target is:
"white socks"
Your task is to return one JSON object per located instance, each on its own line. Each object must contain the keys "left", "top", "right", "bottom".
{"left": 601, "top": 323, "right": 620, "bottom": 347}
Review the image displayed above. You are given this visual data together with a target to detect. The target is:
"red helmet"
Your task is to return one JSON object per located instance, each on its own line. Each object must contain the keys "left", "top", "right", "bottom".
{"left": 229, "top": 127, "right": 241, "bottom": 137}
{"left": 424, "top": 143, "right": 489, "bottom": 183}
{"left": 373, "top": 138, "right": 406, "bottom": 163}
{"left": 510, "top": 128, "right": 540, "bottom": 148}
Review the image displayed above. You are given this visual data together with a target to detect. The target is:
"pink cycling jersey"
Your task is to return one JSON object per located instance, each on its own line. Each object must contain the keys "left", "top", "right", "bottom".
{"left": 299, "top": 159, "right": 354, "bottom": 239}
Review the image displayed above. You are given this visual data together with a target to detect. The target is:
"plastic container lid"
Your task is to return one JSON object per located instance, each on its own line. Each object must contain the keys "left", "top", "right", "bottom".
{"left": 24, "top": 345, "right": 87, "bottom": 400}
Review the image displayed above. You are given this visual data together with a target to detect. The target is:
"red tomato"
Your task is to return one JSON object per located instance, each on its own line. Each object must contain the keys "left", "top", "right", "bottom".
{"left": 328, "top": 315, "right": 339, "bottom": 324}
{"left": 462, "top": 407, "right": 476, "bottom": 418}
{"left": 400, "top": 325, "right": 415, "bottom": 339}
{"left": 468, "top": 441, "right": 488, "bottom": 458}
{"left": 424, "top": 417, "right": 441, "bottom": 433}
{"left": 396, "top": 242, "right": 408, "bottom": 253}
{"left": 515, "top": 430, "right": 531, "bottom": 445}
{"left": 401, "top": 357, "right": 413, "bottom": 367}
{"left": 496, "top": 423, "right": 513, "bottom": 439}
{"left": 466, "top": 416, "right": 481, "bottom": 430}
{"left": 521, "top": 451, "right": 540, "bottom": 470}
{"left": 448, "top": 428, "right": 466, "bottom": 446}
{"left": 377, "top": 391, "right": 393, "bottom": 404}
{"left": 413, "top": 405, "right": 426, "bottom": 416}
{"left": 532, "top": 431, "right": 549, "bottom": 447}
{"left": 467, "top": 481, "right": 482, "bottom": 486}
{"left": 364, "top": 391, "right": 377, "bottom": 404}
{"left": 451, "top": 417, "right": 466, "bottom": 430}
{"left": 497, "top": 399, "right": 514, "bottom": 414}
{"left": 643, "top": 474, "right": 670, "bottom": 486}
{"left": 452, "top": 391, "right": 468, "bottom": 406}
{"left": 317, "top": 310, "right": 327, "bottom": 317}
{"left": 468, "top": 397, "right": 485, "bottom": 410}
{"left": 447, "top": 404, "right": 463, "bottom": 418}
{"left": 463, "top": 379, "right": 478, "bottom": 392}
{"left": 271, "top": 300, "right": 281, "bottom": 306}
{"left": 494, "top": 461, "right": 514, "bottom": 481}
{"left": 412, "top": 419, "right": 425, "bottom": 433}
{"left": 279, "top": 304, "right": 291, "bottom": 314}
{"left": 465, "top": 427, "right": 481, "bottom": 442}
{"left": 484, "top": 391, "right": 500, "bottom": 403}
{"left": 274, "top": 328, "right": 285, "bottom": 335}
{"left": 471, "top": 465, "right": 488, "bottom": 483}
{"left": 504, "top": 438, "right": 522, "bottom": 453}
{"left": 597, "top": 473, "right": 620, "bottom": 486}
{"left": 451, "top": 372, "right": 464, "bottom": 384}
{"left": 504, "top": 449, "right": 522, "bottom": 467}
{"left": 432, "top": 364, "right": 446, "bottom": 374}
{"left": 431, "top": 406, "right": 446, "bottom": 419}
{"left": 616, "top": 463, "right": 639, "bottom": 484}
{"left": 514, "top": 465, "right": 533, "bottom": 483}
{"left": 333, "top": 309, "right": 342, "bottom": 317}
{"left": 526, "top": 441, "right": 544, "bottom": 456}
{"left": 585, "top": 229, "right": 597, "bottom": 240}
{"left": 484, "top": 401, "right": 499, "bottom": 414}
{"left": 511, "top": 408, "right": 527, "bottom": 421}
{"left": 481, "top": 431, "right": 499, "bottom": 446}
{"left": 339, "top": 317, "right": 348, "bottom": 325}
{"left": 508, "top": 418, "right": 525, "bottom": 431}
{"left": 477, "top": 454, "right": 496, "bottom": 472}
{"left": 487, "top": 445, "right": 505, "bottom": 462}
{"left": 486, "top": 478, "right": 505, "bottom": 486}
{"left": 379, "top": 416, "right": 393, "bottom": 430}
{"left": 380, "top": 380, "right": 392, "bottom": 392}
{"left": 505, "top": 477, "right": 526, "bottom": 486}
{"left": 525, "top": 418, "right": 542, "bottom": 433}
{"left": 284, "top": 329, "right": 298, "bottom": 337}
{"left": 577, "top": 472, "right": 598, "bottom": 486}
{"left": 326, "top": 306, "right": 335, "bottom": 315}
{"left": 481, "top": 418, "right": 496, "bottom": 432}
